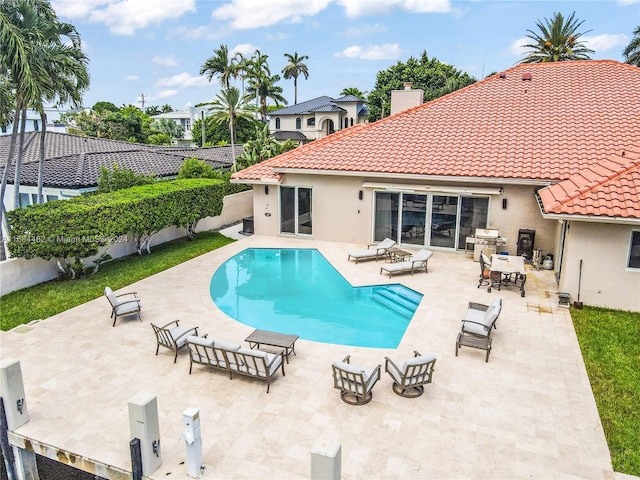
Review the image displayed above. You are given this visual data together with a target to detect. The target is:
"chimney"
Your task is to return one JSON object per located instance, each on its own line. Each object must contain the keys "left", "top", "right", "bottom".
{"left": 390, "top": 81, "right": 424, "bottom": 115}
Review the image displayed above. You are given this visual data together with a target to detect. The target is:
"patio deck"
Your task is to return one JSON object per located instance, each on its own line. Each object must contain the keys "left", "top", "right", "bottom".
{"left": 0, "top": 230, "right": 614, "bottom": 479}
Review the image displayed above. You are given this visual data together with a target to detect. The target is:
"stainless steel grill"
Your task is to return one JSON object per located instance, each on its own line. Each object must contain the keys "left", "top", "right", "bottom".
{"left": 467, "top": 228, "right": 507, "bottom": 261}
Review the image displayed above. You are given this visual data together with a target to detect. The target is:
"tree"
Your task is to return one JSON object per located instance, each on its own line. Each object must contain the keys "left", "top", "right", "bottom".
{"left": 93, "top": 101, "right": 119, "bottom": 113}
{"left": 340, "top": 87, "right": 366, "bottom": 98}
{"left": 238, "top": 123, "right": 296, "bottom": 170}
{"left": 191, "top": 114, "right": 261, "bottom": 147}
{"left": 65, "top": 104, "right": 152, "bottom": 142}
{"left": 150, "top": 117, "right": 184, "bottom": 140}
{"left": 623, "top": 26, "right": 640, "bottom": 66}
{"left": 520, "top": 11, "right": 594, "bottom": 63}
{"left": 0, "top": 0, "right": 88, "bottom": 259}
{"left": 97, "top": 164, "right": 155, "bottom": 193}
{"left": 207, "top": 87, "right": 257, "bottom": 171}
{"left": 282, "top": 51, "right": 309, "bottom": 105}
{"left": 246, "top": 72, "right": 287, "bottom": 123}
{"left": 177, "top": 158, "right": 217, "bottom": 179}
{"left": 367, "top": 51, "right": 476, "bottom": 121}
{"left": 200, "top": 44, "right": 237, "bottom": 90}
{"left": 160, "top": 104, "right": 173, "bottom": 113}
{"left": 145, "top": 105, "right": 161, "bottom": 116}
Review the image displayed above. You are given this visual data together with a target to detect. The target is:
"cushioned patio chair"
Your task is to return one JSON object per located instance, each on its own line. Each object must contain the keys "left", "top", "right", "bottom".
{"left": 151, "top": 320, "right": 199, "bottom": 363}
{"left": 455, "top": 298, "right": 502, "bottom": 362}
{"left": 347, "top": 237, "right": 395, "bottom": 263}
{"left": 379, "top": 249, "right": 434, "bottom": 277}
{"left": 104, "top": 286, "right": 142, "bottom": 327}
{"left": 478, "top": 252, "right": 491, "bottom": 287}
{"left": 332, "top": 355, "right": 381, "bottom": 405}
{"left": 384, "top": 351, "right": 436, "bottom": 398}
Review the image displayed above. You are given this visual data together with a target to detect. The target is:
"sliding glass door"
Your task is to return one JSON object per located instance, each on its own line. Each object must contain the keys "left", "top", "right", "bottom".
{"left": 401, "top": 194, "right": 427, "bottom": 245}
{"left": 280, "top": 186, "right": 312, "bottom": 235}
{"left": 374, "top": 192, "right": 399, "bottom": 242}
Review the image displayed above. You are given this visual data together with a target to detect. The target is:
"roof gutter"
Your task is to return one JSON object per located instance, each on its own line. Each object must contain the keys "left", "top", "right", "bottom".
{"left": 271, "top": 168, "right": 554, "bottom": 186}
{"left": 230, "top": 178, "right": 280, "bottom": 185}
{"left": 536, "top": 192, "right": 640, "bottom": 225}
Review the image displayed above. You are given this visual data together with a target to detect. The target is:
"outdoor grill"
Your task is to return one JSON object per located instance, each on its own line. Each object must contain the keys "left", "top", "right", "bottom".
{"left": 467, "top": 228, "right": 507, "bottom": 261}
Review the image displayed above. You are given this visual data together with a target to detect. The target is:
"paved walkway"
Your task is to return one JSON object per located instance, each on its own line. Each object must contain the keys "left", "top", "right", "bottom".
{"left": 0, "top": 228, "right": 614, "bottom": 479}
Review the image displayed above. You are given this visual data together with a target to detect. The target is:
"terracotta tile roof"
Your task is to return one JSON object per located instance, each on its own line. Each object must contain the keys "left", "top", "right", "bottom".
{"left": 0, "top": 132, "right": 238, "bottom": 188}
{"left": 233, "top": 61, "right": 640, "bottom": 183}
{"left": 537, "top": 146, "right": 640, "bottom": 219}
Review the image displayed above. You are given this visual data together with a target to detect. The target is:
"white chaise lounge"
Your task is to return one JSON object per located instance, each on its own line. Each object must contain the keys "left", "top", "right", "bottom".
{"left": 347, "top": 237, "right": 395, "bottom": 263}
{"left": 379, "top": 249, "right": 434, "bottom": 276}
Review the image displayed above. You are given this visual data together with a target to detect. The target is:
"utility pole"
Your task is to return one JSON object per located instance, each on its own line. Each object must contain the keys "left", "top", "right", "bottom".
{"left": 138, "top": 93, "right": 148, "bottom": 110}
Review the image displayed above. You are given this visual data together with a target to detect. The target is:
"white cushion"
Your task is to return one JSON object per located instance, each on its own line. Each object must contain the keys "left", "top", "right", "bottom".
{"left": 213, "top": 340, "right": 241, "bottom": 352}
{"left": 187, "top": 336, "right": 214, "bottom": 347}
{"left": 114, "top": 301, "right": 140, "bottom": 315}
{"left": 462, "top": 321, "right": 490, "bottom": 336}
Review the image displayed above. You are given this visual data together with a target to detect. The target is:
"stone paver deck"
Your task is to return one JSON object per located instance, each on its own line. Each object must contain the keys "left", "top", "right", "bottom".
{"left": 0, "top": 231, "right": 614, "bottom": 479}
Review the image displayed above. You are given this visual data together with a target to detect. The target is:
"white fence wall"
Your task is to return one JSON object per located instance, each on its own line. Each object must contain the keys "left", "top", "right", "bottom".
{"left": 0, "top": 191, "right": 252, "bottom": 297}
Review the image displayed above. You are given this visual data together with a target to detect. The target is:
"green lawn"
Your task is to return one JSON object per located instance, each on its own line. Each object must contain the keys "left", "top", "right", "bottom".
{"left": 0, "top": 231, "right": 235, "bottom": 331}
{"left": 572, "top": 306, "right": 640, "bottom": 476}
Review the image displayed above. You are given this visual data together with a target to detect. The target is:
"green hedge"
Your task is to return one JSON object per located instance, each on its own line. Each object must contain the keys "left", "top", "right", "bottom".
{"left": 7, "top": 178, "right": 233, "bottom": 271}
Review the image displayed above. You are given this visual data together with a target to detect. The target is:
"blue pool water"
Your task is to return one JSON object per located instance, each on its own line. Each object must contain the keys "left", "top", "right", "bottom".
{"left": 210, "top": 248, "right": 423, "bottom": 348}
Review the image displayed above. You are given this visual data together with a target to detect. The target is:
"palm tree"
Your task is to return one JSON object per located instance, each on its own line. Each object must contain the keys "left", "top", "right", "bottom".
{"left": 340, "top": 87, "right": 366, "bottom": 98}
{"left": 245, "top": 49, "right": 271, "bottom": 113}
{"left": 0, "top": 0, "right": 88, "bottom": 259}
{"left": 150, "top": 117, "right": 184, "bottom": 141}
{"left": 623, "top": 26, "right": 640, "bottom": 66}
{"left": 282, "top": 52, "right": 309, "bottom": 105}
{"left": 200, "top": 44, "right": 237, "bottom": 90}
{"left": 232, "top": 52, "right": 251, "bottom": 95}
{"left": 247, "top": 73, "right": 288, "bottom": 123}
{"left": 520, "top": 11, "right": 594, "bottom": 63}
{"left": 207, "top": 87, "right": 256, "bottom": 172}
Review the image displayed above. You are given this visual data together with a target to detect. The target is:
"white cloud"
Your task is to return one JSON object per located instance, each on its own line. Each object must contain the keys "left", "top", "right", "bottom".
{"left": 334, "top": 43, "right": 402, "bottom": 60}
{"left": 52, "top": 0, "right": 196, "bottom": 35}
{"left": 127, "top": 75, "right": 139, "bottom": 81}
{"left": 336, "top": 0, "right": 451, "bottom": 17}
{"left": 341, "top": 23, "right": 387, "bottom": 38}
{"left": 583, "top": 34, "right": 628, "bottom": 52}
{"left": 155, "top": 72, "right": 210, "bottom": 88}
{"left": 212, "top": 0, "right": 331, "bottom": 29}
{"left": 618, "top": 0, "right": 640, "bottom": 4}
{"left": 152, "top": 90, "right": 179, "bottom": 100}
{"left": 152, "top": 55, "right": 179, "bottom": 67}
{"left": 231, "top": 44, "right": 259, "bottom": 57}
{"left": 507, "top": 37, "right": 530, "bottom": 58}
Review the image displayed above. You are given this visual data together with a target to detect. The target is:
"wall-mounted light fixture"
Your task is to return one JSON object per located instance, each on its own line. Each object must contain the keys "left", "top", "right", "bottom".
{"left": 358, "top": 190, "right": 363, "bottom": 200}
{"left": 502, "top": 198, "right": 508, "bottom": 210}
{"left": 264, "top": 185, "right": 269, "bottom": 195}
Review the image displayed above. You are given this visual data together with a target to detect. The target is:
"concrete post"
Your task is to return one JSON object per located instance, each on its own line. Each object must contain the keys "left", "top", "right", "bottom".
{"left": 128, "top": 392, "right": 161, "bottom": 476}
{"left": 0, "top": 359, "right": 38, "bottom": 480}
{"left": 310, "top": 439, "right": 341, "bottom": 480}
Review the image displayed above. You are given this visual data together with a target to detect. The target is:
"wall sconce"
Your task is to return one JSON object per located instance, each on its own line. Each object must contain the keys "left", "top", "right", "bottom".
{"left": 264, "top": 185, "right": 269, "bottom": 195}
{"left": 358, "top": 190, "right": 363, "bottom": 200}
{"left": 499, "top": 187, "right": 504, "bottom": 194}
{"left": 502, "top": 198, "right": 508, "bottom": 210}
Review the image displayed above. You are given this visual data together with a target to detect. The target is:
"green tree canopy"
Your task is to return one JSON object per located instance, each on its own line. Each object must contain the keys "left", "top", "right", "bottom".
{"left": 367, "top": 51, "right": 476, "bottom": 121}
{"left": 150, "top": 117, "right": 184, "bottom": 140}
{"left": 64, "top": 104, "right": 153, "bottom": 142}
{"left": 623, "top": 25, "right": 640, "bottom": 66}
{"left": 340, "top": 87, "right": 366, "bottom": 98}
{"left": 282, "top": 51, "right": 309, "bottom": 105}
{"left": 97, "top": 164, "right": 155, "bottom": 193}
{"left": 177, "top": 158, "right": 217, "bottom": 179}
{"left": 520, "top": 11, "right": 594, "bottom": 63}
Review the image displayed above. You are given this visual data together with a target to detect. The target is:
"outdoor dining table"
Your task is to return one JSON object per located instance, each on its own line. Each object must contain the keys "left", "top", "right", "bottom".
{"left": 488, "top": 254, "right": 527, "bottom": 296}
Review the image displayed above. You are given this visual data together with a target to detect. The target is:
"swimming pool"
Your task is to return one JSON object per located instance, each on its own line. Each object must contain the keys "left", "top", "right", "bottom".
{"left": 210, "top": 248, "right": 423, "bottom": 348}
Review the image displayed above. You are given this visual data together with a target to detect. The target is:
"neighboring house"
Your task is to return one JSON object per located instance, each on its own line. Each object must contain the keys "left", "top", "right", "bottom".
{"left": 232, "top": 60, "right": 640, "bottom": 312}
{"left": 0, "top": 131, "right": 239, "bottom": 209}
{"left": 1, "top": 107, "right": 68, "bottom": 135}
{"left": 269, "top": 95, "right": 369, "bottom": 144}
{"left": 151, "top": 106, "right": 211, "bottom": 145}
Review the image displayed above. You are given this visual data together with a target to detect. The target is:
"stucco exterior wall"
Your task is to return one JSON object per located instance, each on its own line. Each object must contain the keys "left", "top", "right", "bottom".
{"left": 0, "top": 191, "right": 253, "bottom": 296}
{"left": 251, "top": 176, "right": 558, "bottom": 254}
{"left": 559, "top": 221, "right": 640, "bottom": 311}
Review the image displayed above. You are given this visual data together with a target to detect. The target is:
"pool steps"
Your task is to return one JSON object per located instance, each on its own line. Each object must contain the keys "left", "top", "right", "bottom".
{"left": 371, "top": 286, "right": 422, "bottom": 318}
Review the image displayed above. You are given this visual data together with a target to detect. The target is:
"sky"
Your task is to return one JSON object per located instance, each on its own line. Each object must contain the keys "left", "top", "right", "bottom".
{"left": 49, "top": 0, "right": 640, "bottom": 112}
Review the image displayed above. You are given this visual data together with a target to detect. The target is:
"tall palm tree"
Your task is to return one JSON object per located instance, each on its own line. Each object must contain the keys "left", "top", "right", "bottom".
{"left": 623, "top": 26, "right": 640, "bottom": 66}
{"left": 282, "top": 52, "right": 309, "bottom": 105}
{"left": 246, "top": 49, "right": 271, "bottom": 113}
{"left": 232, "top": 52, "right": 251, "bottom": 96}
{"left": 200, "top": 44, "right": 237, "bottom": 90}
{"left": 207, "top": 87, "right": 256, "bottom": 172}
{"left": 0, "top": 0, "right": 88, "bottom": 259}
{"left": 246, "top": 73, "right": 288, "bottom": 123}
{"left": 520, "top": 11, "right": 594, "bottom": 63}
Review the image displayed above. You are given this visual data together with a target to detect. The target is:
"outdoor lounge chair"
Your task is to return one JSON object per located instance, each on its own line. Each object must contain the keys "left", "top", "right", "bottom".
{"left": 384, "top": 351, "right": 436, "bottom": 398}
{"left": 104, "top": 286, "right": 141, "bottom": 327}
{"left": 455, "top": 298, "right": 502, "bottom": 362}
{"left": 332, "top": 355, "right": 381, "bottom": 405}
{"left": 151, "top": 320, "right": 199, "bottom": 363}
{"left": 347, "top": 237, "right": 396, "bottom": 263}
{"left": 379, "top": 249, "right": 433, "bottom": 277}
{"left": 478, "top": 252, "right": 491, "bottom": 287}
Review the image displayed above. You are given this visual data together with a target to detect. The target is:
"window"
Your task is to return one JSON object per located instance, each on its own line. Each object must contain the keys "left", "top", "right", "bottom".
{"left": 46, "top": 195, "right": 58, "bottom": 202}
{"left": 280, "top": 186, "right": 312, "bottom": 236}
{"left": 33, "top": 120, "right": 39, "bottom": 132}
{"left": 295, "top": 117, "right": 301, "bottom": 129}
{"left": 275, "top": 117, "right": 281, "bottom": 129}
{"left": 307, "top": 118, "right": 315, "bottom": 127}
{"left": 19, "top": 193, "right": 30, "bottom": 208}
{"left": 350, "top": 118, "right": 354, "bottom": 126}
{"left": 628, "top": 230, "right": 640, "bottom": 269}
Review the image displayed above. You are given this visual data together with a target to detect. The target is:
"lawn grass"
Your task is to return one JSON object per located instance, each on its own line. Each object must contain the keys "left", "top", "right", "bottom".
{"left": 0, "top": 231, "right": 235, "bottom": 331}
{"left": 572, "top": 305, "right": 640, "bottom": 476}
